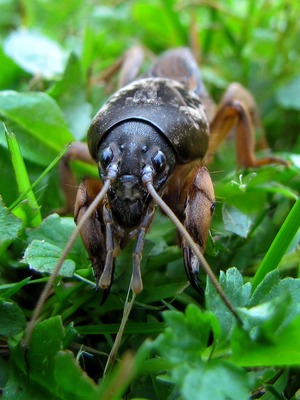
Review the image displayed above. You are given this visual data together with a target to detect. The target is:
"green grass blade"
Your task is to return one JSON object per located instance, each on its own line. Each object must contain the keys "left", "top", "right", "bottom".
{"left": 252, "top": 196, "right": 300, "bottom": 291}
{"left": 9, "top": 142, "right": 71, "bottom": 212}
{"left": 4, "top": 124, "right": 42, "bottom": 227}
{"left": 76, "top": 322, "right": 165, "bottom": 335}
{"left": 160, "top": 0, "right": 188, "bottom": 44}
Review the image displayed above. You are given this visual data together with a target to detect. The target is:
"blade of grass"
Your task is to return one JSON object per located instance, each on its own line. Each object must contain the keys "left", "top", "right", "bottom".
{"left": 241, "top": 0, "right": 255, "bottom": 78}
{"left": 98, "top": 342, "right": 151, "bottom": 400}
{"left": 8, "top": 142, "right": 71, "bottom": 212}
{"left": 4, "top": 124, "right": 42, "bottom": 227}
{"left": 104, "top": 290, "right": 136, "bottom": 376}
{"left": 76, "top": 322, "right": 165, "bottom": 336}
{"left": 161, "top": 0, "right": 188, "bottom": 44}
{"left": 202, "top": 7, "right": 217, "bottom": 56}
{"left": 252, "top": 196, "right": 300, "bottom": 291}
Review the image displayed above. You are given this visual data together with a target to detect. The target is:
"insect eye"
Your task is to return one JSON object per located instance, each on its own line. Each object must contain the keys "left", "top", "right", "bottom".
{"left": 151, "top": 150, "right": 166, "bottom": 173}
{"left": 100, "top": 146, "right": 113, "bottom": 169}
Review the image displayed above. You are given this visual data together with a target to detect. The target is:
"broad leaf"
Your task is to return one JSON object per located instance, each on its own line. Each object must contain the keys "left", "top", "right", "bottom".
{"left": 26, "top": 213, "right": 88, "bottom": 266}
{"left": 4, "top": 30, "right": 67, "bottom": 79}
{"left": 222, "top": 204, "right": 253, "bottom": 238}
{"left": 49, "top": 53, "right": 92, "bottom": 140}
{"left": 231, "top": 307, "right": 300, "bottom": 367}
{"left": 0, "top": 300, "right": 26, "bottom": 337}
{"left": 0, "top": 196, "right": 22, "bottom": 246}
{"left": 276, "top": 75, "right": 300, "bottom": 110}
{"left": 153, "top": 304, "right": 219, "bottom": 365}
{"left": 23, "top": 214, "right": 88, "bottom": 277}
{"left": 251, "top": 270, "right": 300, "bottom": 327}
{"left": 153, "top": 304, "right": 253, "bottom": 399}
{"left": 206, "top": 268, "right": 251, "bottom": 339}
{"left": 0, "top": 91, "right": 73, "bottom": 165}
{"left": 174, "top": 360, "right": 253, "bottom": 400}
{"left": 3, "top": 317, "right": 99, "bottom": 400}
{"left": 23, "top": 239, "right": 75, "bottom": 277}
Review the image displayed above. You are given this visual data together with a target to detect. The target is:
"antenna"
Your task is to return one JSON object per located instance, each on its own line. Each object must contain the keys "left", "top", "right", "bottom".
{"left": 23, "top": 170, "right": 116, "bottom": 347}
{"left": 142, "top": 165, "right": 242, "bottom": 323}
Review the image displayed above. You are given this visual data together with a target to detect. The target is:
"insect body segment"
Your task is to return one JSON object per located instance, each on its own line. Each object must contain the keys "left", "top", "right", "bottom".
{"left": 73, "top": 49, "right": 214, "bottom": 298}
{"left": 88, "top": 77, "right": 209, "bottom": 164}
{"left": 64, "top": 47, "right": 285, "bottom": 300}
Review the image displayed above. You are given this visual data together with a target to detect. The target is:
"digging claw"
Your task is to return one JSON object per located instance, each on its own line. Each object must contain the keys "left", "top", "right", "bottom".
{"left": 131, "top": 258, "right": 143, "bottom": 294}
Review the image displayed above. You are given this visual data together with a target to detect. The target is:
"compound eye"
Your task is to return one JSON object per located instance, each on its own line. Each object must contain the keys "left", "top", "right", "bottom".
{"left": 99, "top": 146, "right": 113, "bottom": 169}
{"left": 151, "top": 150, "right": 166, "bottom": 174}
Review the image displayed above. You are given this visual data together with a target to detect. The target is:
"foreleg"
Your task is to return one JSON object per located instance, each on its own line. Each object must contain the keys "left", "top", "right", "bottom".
{"left": 164, "top": 164, "right": 215, "bottom": 292}
{"left": 74, "top": 178, "right": 114, "bottom": 301}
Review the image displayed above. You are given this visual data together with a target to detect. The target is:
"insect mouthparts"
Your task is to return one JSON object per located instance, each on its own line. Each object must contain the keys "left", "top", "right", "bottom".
{"left": 116, "top": 175, "right": 141, "bottom": 201}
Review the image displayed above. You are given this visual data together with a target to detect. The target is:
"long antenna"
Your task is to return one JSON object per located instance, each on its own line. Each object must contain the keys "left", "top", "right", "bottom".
{"left": 23, "top": 170, "right": 116, "bottom": 348}
{"left": 142, "top": 166, "right": 242, "bottom": 323}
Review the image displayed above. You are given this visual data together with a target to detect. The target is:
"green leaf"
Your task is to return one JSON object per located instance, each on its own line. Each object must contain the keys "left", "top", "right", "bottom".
{"left": 231, "top": 306, "right": 300, "bottom": 367}
{"left": 23, "top": 214, "right": 89, "bottom": 277}
{"left": 27, "top": 213, "right": 75, "bottom": 248}
{"left": 48, "top": 53, "right": 92, "bottom": 140}
{"left": 250, "top": 270, "right": 280, "bottom": 306}
{"left": 276, "top": 75, "right": 300, "bottom": 110}
{"left": 4, "top": 30, "right": 67, "bottom": 79}
{"left": 5, "top": 126, "right": 42, "bottom": 227}
{"left": 153, "top": 305, "right": 253, "bottom": 399}
{"left": 0, "top": 45, "right": 22, "bottom": 90}
{"left": 222, "top": 204, "right": 253, "bottom": 238}
{"left": 23, "top": 239, "right": 75, "bottom": 277}
{"left": 3, "top": 316, "right": 99, "bottom": 400}
{"left": 240, "top": 293, "right": 291, "bottom": 341}
{"left": 259, "top": 369, "right": 289, "bottom": 400}
{"left": 26, "top": 213, "right": 87, "bottom": 266}
{"left": 21, "top": 0, "right": 88, "bottom": 38}
{"left": 153, "top": 304, "right": 219, "bottom": 364}
{"left": 8, "top": 144, "right": 71, "bottom": 214}
{"left": 97, "top": 343, "right": 152, "bottom": 400}
{"left": 54, "top": 351, "right": 99, "bottom": 400}
{"left": 21, "top": 316, "right": 65, "bottom": 381}
{"left": 0, "top": 357, "right": 8, "bottom": 390}
{"left": 0, "top": 91, "right": 73, "bottom": 166}
{"left": 206, "top": 268, "right": 251, "bottom": 339}
{"left": 230, "top": 273, "right": 300, "bottom": 368}
{"left": 133, "top": 2, "right": 186, "bottom": 48}
{"left": 0, "top": 300, "right": 26, "bottom": 337}
{"left": 251, "top": 271, "right": 300, "bottom": 327}
{"left": 0, "top": 196, "right": 22, "bottom": 246}
{"left": 76, "top": 321, "right": 164, "bottom": 335}
{"left": 252, "top": 196, "right": 300, "bottom": 290}
{"left": 174, "top": 360, "right": 253, "bottom": 400}
{"left": 0, "top": 277, "right": 31, "bottom": 300}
